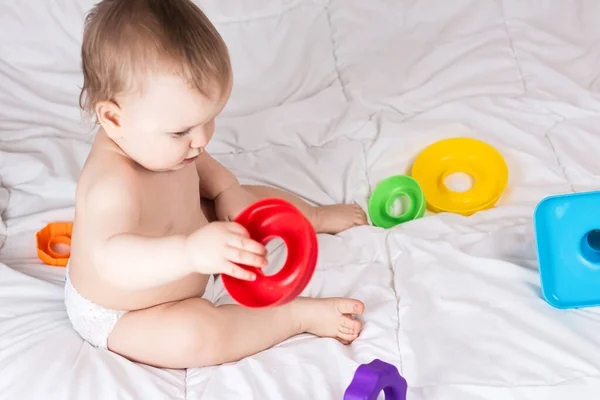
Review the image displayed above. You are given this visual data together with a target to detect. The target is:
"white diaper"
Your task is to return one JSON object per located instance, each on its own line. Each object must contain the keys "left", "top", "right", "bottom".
{"left": 64, "top": 269, "right": 127, "bottom": 350}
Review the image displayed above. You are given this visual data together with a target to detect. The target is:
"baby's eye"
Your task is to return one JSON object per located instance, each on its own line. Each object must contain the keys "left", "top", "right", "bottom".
{"left": 171, "top": 129, "right": 191, "bottom": 137}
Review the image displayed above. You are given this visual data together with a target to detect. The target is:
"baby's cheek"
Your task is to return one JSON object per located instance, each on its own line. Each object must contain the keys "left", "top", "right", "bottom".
{"left": 161, "top": 139, "right": 188, "bottom": 162}
{"left": 138, "top": 139, "right": 174, "bottom": 168}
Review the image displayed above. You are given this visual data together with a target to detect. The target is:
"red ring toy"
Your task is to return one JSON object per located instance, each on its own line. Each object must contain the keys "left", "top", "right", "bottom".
{"left": 221, "top": 198, "right": 318, "bottom": 308}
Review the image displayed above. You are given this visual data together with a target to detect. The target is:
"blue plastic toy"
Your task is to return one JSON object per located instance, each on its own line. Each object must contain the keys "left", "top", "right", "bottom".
{"left": 534, "top": 191, "right": 600, "bottom": 309}
{"left": 343, "top": 359, "right": 407, "bottom": 400}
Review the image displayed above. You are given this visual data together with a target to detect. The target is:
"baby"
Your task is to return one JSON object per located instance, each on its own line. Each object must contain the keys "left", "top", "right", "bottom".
{"left": 66, "top": 0, "right": 368, "bottom": 368}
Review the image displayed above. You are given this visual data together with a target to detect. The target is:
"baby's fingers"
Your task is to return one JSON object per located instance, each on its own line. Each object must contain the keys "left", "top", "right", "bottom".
{"left": 225, "top": 245, "right": 268, "bottom": 268}
{"left": 223, "top": 262, "right": 257, "bottom": 281}
{"left": 225, "top": 222, "right": 250, "bottom": 237}
{"left": 227, "top": 233, "right": 267, "bottom": 256}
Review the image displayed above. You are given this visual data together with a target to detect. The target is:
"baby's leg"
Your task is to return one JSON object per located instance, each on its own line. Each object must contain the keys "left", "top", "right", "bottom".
{"left": 107, "top": 296, "right": 364, "bottom": 369}
{"left": 243, "top": 185, "right": 367, "bottom": 234}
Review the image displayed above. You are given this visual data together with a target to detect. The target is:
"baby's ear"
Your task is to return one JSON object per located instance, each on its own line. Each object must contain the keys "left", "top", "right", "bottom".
{"left": 95, "top": 100, "right": 122, "bottom": 139}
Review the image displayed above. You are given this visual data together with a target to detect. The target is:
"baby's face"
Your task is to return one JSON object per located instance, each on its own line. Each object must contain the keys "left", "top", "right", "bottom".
{"left": 114, "top": 74, "right": 230, "bottom": 172}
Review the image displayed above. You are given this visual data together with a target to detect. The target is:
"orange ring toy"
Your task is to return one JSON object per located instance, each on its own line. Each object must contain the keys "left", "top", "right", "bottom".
{"left": 36, "top": 222, "right": 73, "bottom": 267}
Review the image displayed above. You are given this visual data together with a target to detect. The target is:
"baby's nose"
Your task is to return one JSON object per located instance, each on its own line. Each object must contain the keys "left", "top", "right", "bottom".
{"left": 189, "top": 135, "right": 206, "bottom": 149}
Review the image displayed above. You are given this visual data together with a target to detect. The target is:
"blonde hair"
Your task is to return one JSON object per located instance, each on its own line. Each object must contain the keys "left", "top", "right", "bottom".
{"left": 79, "top": 0, "right": 231, "bottom": 117}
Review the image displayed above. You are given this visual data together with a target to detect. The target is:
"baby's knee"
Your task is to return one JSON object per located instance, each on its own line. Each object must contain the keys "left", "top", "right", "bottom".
{"left": 176, "top": 300, "right": 227, "bottom": 366}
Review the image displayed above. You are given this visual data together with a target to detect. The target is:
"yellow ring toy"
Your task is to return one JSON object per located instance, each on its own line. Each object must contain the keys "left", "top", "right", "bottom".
{"left": 411, "top": 138, "right": 508, "bottom": 216}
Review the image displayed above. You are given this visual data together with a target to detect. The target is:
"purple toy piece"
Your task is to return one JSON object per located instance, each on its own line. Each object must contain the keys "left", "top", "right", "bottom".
{"left": 343, "top": 359, "right": 407, "bottom": 400}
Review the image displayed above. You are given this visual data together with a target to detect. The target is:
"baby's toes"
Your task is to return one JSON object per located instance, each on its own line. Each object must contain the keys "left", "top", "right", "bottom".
{"left": 335, "top": 298, "right": 365, "bottom": 315}
{"left": 336, "top": 337, "right": 351, "bottom": 345}
{"left": 353, "top": 205, "right": 368, "bottom": 225}
{"left": 341, "top": 315, "right": 362, "bottom": 334}
{"left": 337, "top": 316, "right": 362, "bottom": 343}
{"left": 338, "top": 329, "right": 360, "bottom": 343}
{"left": 339, "top": 325, "right": 356, "bottom": 335}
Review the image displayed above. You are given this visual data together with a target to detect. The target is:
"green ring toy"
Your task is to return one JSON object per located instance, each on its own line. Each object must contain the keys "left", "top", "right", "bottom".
{"left": 368, "top": 175, "right": 426, "bottom": 228}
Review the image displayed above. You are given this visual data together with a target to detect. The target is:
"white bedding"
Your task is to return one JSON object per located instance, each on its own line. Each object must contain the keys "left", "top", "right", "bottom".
{"left": 2, "top": 1, "right": 600, "bottom": 399}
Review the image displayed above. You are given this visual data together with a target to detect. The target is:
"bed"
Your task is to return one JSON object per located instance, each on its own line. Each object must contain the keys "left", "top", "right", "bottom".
{"left": 2, "top": 1, "right": 600, "bottom": 399}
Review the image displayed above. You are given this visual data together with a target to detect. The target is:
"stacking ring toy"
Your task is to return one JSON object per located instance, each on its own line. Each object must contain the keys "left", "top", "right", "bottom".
{"left": 368, "top": 175, "right": 426, "bottom": 228}
{"left": 36, "top": 222, "right": 73, "bottom": 267}
{"left": 221, "top": 198, "right": 318, "bottom": 308}
{"left": 344, "top": 359, "right": 407, "bottom": 400}
{"left": 411, "top": 138, "right": 508, "bottom": 216}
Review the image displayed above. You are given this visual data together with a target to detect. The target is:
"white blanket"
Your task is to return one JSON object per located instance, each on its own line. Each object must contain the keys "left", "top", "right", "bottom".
{"left": 2, "top": 1, "right": 600, "bottom": 399}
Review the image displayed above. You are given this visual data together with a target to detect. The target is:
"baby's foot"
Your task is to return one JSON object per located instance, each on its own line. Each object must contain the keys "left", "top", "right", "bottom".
{"left": 294, "top": 297, "right": 365, "bottom": 344}
{"left": 314, "top": 204, "right": 368, "bottom": 234}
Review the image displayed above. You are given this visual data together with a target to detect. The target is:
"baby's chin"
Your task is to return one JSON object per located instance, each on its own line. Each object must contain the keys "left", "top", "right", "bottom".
{"left": 127, "top": 153, "right": 190, "bottom": 172}
{"left": 135, "top": 160, "right": 187, "bottom": 173}
{"left": 164, "top": 163, "right": 188, "bottom": 172}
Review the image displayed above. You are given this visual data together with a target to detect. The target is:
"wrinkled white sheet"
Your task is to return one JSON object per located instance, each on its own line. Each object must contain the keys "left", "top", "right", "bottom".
{"left": 2, "top": 0, "right": 600, "bottom": 399}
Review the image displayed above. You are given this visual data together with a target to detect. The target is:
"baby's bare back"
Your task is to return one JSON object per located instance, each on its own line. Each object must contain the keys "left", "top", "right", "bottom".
{"left": 69, "top": 134, "right": 210, "bottom": 311}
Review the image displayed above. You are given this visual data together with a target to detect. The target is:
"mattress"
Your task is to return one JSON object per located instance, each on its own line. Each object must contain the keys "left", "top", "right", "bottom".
{"left": 2, "top": 1, "right": 600, "bottom": 399}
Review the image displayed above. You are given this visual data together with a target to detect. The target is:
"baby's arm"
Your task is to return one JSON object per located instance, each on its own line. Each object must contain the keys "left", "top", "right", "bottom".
{"left": 195, "top": 152, "right": 259, "bottom": 221}
{"left": 194, "top": 152, "right": 239, "bottom": 200}
{"left": 86, "top": 175, "right": 191, "bottom": 290}
{"left": 85, "top": 172, "right": 266, "bottom": 290}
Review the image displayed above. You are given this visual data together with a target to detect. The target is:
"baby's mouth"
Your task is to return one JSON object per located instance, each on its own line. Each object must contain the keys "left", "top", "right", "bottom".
{"left": 183, "top": 155, "right": 198, "bottom": 164}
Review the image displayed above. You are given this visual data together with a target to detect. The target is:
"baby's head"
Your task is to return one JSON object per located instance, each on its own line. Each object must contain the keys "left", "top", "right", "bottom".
{"left": 80, "top": 0, "right": 231, "bottom": 171}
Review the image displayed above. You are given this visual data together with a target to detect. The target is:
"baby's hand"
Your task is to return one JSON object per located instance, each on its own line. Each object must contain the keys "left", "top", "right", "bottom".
{"left": 185, "top": 222, "right": 268, "bottom": 280}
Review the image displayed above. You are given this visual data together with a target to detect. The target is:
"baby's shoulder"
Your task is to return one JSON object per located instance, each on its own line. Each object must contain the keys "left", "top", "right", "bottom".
{"left": 78, "top": 151, "right": 141, "bottom": 208}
